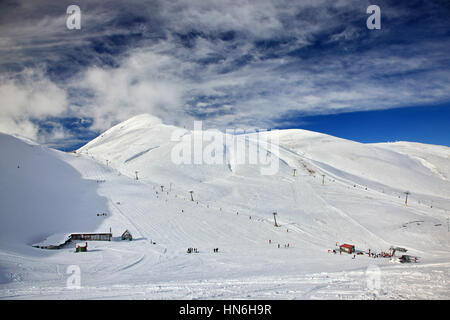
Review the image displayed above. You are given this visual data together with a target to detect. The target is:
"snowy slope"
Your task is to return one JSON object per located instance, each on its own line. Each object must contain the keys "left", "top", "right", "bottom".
{"left": 373, "top": 141, "right": 450, "bottom": 182}
{"left": 262, "top": 130, "right": 450, "bottom": 199}
{"left": 77, "top": 113, "right": 449, "bottom": 263}
{"left": 0, "top": 133, "right": 110, "bottom": 254}
{"left": 0, "top": 115, "right": 449, "bottom": 299}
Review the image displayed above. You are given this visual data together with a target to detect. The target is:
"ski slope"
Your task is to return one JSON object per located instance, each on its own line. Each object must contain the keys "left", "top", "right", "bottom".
{"left": 0, "top": 114, "right": 449, "bottom": 299}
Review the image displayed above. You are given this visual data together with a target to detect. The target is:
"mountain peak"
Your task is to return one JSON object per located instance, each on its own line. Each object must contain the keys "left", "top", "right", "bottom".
{"left": 118, "top": 113, "right": 163, "bottom": 128}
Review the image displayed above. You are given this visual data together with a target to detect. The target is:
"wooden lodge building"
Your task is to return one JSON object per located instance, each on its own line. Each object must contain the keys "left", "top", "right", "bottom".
{"left": 121, "top": 230, "right": 132, "bottom": 241}
{"left": 33, "top": 231, "right": 112, "bottom": 250}
{"left": 71, "top": 232, "right": 112, "bottom": 241}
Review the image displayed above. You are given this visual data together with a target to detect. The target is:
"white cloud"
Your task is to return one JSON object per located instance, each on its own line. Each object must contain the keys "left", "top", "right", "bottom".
{"left": 0, "top": 69, "right": 68, "bottom": 140}
{"left": 0, "top": 0, "right": 449, "bottom": 144}
{"left": 73, "top": 49, "right": 188, "bottom": 131}
{"left": 64, "top": 33, "right": 450, "bottom": 132}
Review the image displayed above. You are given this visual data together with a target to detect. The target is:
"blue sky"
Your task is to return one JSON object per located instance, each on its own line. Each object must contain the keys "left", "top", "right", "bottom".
{"left": 0, "top": 0, "right": 449, "bottom": 149}
{"left": 278, "top": 103, "right": 450, "bottom": 146}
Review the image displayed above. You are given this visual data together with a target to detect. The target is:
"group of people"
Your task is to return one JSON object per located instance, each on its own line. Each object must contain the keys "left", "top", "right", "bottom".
{"left": 268, "top": 240, "right": 291, "bottom": 248}
{"left": 328, "top": 247, "right": 392, "bottom": 259}
{"left": 367, "top": 249, "right": 391, "bottom": 258}
{"left": 187, "top": 247, "right": 220, "bottom": 253}
{"left": 368, "top": 252, "right": 390, "bottom": 258}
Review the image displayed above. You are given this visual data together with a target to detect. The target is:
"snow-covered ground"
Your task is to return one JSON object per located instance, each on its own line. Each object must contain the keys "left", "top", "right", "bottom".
{"left": 0, "top": 114, "right": 449, "bottom": 299}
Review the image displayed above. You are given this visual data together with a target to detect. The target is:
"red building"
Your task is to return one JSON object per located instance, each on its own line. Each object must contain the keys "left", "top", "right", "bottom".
{"left": 340, "top": 243, "right": 355, "bottom": 254}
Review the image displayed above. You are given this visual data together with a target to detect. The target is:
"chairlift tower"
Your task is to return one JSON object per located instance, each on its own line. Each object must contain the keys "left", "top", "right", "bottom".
{"left": 189, "top": 190, "right": 194, "bottom": 201}
{"left": 273, "top": 212, "right": 278, "bottom": 227}
{"left": 404, "top": 191, "right": 410, "bottom": 206}
{"left": 135, "top": 171, "right": 139, "bottom": 180}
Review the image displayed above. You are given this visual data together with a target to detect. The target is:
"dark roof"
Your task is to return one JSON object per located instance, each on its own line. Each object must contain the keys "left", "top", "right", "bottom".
{"left": 71, "top": 233, "right": 112, "bottom": 236}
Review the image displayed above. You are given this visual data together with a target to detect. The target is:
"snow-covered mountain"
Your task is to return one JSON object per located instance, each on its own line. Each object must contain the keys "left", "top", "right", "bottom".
{"left": 0, "top": 114, "right": 449, "bottom": 299}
